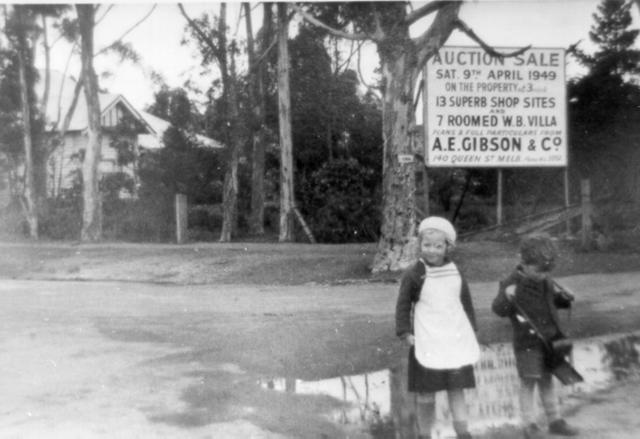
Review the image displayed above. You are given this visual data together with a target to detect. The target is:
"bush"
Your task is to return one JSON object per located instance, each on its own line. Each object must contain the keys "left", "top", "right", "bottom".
{"left": 104, "top": 203, "right": 160, "bottom": 242}
{"left": 0, "top": 201, "right": 28, "bottom": 240}
{"left": 188, "top": 204, "right": 222, "bottom": 239}
{"left": 455, "top": 207, "right": 491, "bottom": 233}
{"left": 40, "top": 174, "right": 83, "bottom": 240}
{"left": 300, "top": 158, "right": 380, "bottom": 243}
{"left": 39, "top": 203, "right": 82, "bottom": 240}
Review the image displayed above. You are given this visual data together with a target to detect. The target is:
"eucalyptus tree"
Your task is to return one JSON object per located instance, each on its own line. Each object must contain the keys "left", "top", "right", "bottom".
{"left": 294, "top": 2, "right": 525, "bottom": 271}
{"left": 245, "top": 2, "right": 273, "bottom": 236}
{"left": 276, "top": 3, "right": 296, "bottom": 241}
{"left": 179, "top": 3, "right": 243, "bottom": 242}
{"left": 1, "top": 4, "right": 67, "bottom": 238}
{"left": 74, "top": 4, "right": 103, "bottom": 241}
{"left": 11, "top": 5, "right": 38, "bottom": 237}
{"left": 76, "top": 4, "right": 156, "bottom": 241}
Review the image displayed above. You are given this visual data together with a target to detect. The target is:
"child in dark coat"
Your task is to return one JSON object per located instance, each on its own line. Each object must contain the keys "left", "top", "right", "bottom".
{"left": 492, "top": 234, "right": 578, "bottom": 439}
{"left": 396, "top": 217, "right": 479, "bottom": 439}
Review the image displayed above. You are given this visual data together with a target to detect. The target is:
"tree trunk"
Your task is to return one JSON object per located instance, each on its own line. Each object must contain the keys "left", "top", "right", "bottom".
{"left": 218, "top": 76, "right": 240, "bottom": 242}
{"left": 249, "top": 127, "right": 266, "bottom": 235}
{"left": 277, "top": 3, "right": 295, "bottom": 242}
{"left": 77, "top": 5, "right": 103, "bottom": 242}
{"left": 371, "top": 53, "right": 419, "bottom": 272}
{"left": 246, "top": 2, "right": 270, "bottom": 236}
{"left": 15, "top": 5, "right": 38, "bottom": 238}
{"left": 39, "top": 15, "right": 50, "bottom": 117}
{"left": 452, "top": 171, "right": 471, "bottom": 223}
{"left": 219, "top": 4, "right": 240, "bottom": 242}
{"left": 371, "top": 2, "right": 461, "bottom": 272}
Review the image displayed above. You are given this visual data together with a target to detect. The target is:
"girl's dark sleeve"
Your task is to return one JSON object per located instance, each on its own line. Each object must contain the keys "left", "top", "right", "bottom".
{"left": 460, "top": 278, "right": 477, "bottom": 331}
{"left": 395, "top": 269, "right": 416, "bottom": 338}
{"left": 492, "top": 270, "right": 518, "bottom": 317}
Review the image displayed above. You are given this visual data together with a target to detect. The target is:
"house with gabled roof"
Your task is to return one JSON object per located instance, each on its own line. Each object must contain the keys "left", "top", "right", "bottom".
{"left": 40, "top": 71, "right": 223, "bottom": 198}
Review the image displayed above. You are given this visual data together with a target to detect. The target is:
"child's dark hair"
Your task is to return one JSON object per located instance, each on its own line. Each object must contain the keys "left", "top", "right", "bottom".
{"left": 520, "top": 233, "right": 557, "bottom": 272}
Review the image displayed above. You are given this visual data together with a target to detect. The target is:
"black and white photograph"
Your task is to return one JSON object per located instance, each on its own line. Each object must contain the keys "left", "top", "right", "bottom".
{"left": 1, "top": 1, "right": 640, "bottom": 437}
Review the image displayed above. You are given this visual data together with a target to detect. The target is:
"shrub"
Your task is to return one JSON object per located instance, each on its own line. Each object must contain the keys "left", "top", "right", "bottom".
{"left": 0, "top": 201, "right": 28, "bottom": 240}
{"left": 39, "top": 171, "right": 83, "bottom": 240}
{"left": 300, "top": 158, "right": 380, "bottom": 243}
{"left": 188, "top": 204, "right": 222, "bottom": 236}
{"left": 455, "top": 207, "right": 491, "bottom": 233}
{"left": 113, "top": 197, "right": 173, "bottom": 242}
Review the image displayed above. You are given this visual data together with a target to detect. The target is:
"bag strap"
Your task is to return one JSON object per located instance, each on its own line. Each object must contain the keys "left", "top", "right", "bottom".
{"left": 511, "top": 299, "right": 553, "bottom": 351}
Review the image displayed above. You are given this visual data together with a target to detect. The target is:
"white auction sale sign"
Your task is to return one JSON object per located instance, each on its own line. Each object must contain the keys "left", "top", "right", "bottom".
{"left": 424, "top": 46, "right": 566, "bottom": 168}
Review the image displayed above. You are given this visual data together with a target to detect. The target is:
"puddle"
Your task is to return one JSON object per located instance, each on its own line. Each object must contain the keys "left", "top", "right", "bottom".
{"left": 258, "top": 331, "right": 640, "bottom": 438}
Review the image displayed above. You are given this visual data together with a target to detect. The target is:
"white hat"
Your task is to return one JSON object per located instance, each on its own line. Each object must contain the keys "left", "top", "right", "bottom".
{"left": 418, "top": 216, "right": 457, "bottom": 244}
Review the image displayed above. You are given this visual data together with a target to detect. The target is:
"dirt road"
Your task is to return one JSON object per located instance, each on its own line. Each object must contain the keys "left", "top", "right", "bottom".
{"left": 0, "top": 272, "right": 639, "bottom": 438}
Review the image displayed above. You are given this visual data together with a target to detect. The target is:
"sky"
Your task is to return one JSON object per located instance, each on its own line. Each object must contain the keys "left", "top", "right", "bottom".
{"left": 28, "top": 1, "right": 640, "bottom": 111}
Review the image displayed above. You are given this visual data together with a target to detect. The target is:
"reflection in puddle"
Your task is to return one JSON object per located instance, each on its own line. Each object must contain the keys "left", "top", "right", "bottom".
{"left": 259, "top": 332, "right": 640, "bottom": 438}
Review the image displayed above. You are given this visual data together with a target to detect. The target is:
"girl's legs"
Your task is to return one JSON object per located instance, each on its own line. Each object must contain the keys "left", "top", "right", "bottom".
{"left": 448, "top": 389, "right": 472, "bottom": 439}
{"left": 415, "top": 392, "right": 436, "bottom": 439}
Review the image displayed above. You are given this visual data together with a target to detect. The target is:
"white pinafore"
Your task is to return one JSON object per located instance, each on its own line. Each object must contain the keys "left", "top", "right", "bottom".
{"left": 413, "top": 261, "right": 480, "bottom": 369}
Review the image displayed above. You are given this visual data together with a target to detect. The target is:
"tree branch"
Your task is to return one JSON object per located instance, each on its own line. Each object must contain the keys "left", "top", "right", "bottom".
{"left": 405, "top": 1, "right": 449, "bottom": 26}
{"left": 453, "top": 18, "right": 530, "bottom": 58}
{"left": 335, "top": 38, "right": 359, "bottom": 74}
{"left": 249, "top": 36, "right": 276, "bottom": 73}
{"left": 95, "top": 4, "right": 114, "bottom": 26}
{"left": 54, "top": 42, "right": 77, "bottom": 127}
{"left": 40, "top": 14, "right": 51, "bottom": 117}
{"left": 413, "top": 1, "right": 462, "bottom": 70}
{"left": 177, "top": 3, "right": 223, "bottom": 64}
{"left": 47, "top": 70, "right": 84, "bottom": 158}
{"left": 371, "top": 8, "right": 385, "bottom": 41}
{"left": 291, "top": 3, "right": 372, "bottom": 42}
{"left": 95, "top": 4, "right": 156, "bottom": 56}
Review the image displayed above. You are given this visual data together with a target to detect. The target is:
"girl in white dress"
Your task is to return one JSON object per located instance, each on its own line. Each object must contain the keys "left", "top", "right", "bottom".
{"left": 396, "top": 216, "right": 480, "bottom": 439}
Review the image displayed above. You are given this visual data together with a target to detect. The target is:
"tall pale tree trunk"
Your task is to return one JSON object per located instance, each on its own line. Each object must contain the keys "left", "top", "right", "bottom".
{"left": 39, "top": 15, "right": 50, "bottom": 118}
{"left": 246, "top": 2, "right": 271, "bottom": 236}
{"left": 219, "top": 62, "right": 241, "bottom": 242}
{"left": 15, "top": 5, "right": 38, "bottom": 238}
{"left": 219, "top": 4, "right": 241, "bottom": 242}
{"left": 277, "top": 3, "right": 295, "bottom": 242}
{"left": 372, "top": 53, "right": 419, "bottom": 272}
{"left": 77, "top": 4, "right": 103, "bottom": 242}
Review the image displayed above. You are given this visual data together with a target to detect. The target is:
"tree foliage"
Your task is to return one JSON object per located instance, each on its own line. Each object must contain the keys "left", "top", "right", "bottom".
{"left": 569, "top": 0, "right": 640, "bottom": 203}
{"left": 282, "top": 24, "right": 384, "bottom": 242}
{"left": 143, "top": 87, "right": 223, "bottom": 204}
{"left": 302, "top": 158, "right": 380, "bottom": 243}
{"left": 570, "top": 0, "right": 640, "bottom": 129}
{"left": 0, "top": 48, "right": 25, "bottom": 164}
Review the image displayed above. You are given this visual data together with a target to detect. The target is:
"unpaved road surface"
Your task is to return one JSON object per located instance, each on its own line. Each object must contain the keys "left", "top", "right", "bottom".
{"left": 1, "top": 273, "right": 640, "bottom": 438}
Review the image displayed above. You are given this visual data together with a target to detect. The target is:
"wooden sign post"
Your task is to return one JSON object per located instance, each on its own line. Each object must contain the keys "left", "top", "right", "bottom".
{"left": 581, "top": 179, "right": 592, "bottom": 249}
{"left": 175, "top": 193, "right": 187, "bottom": 244}
{"left": 497, "top": 169, "right": 503, "bottom": 225}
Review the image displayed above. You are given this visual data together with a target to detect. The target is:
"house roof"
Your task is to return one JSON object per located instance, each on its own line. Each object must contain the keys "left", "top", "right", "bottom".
{"left": 37, "top": 70, "right": 223, "bottom": 150}
{"left": 137, "top": 109, "right": 223, "bottom": 150}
